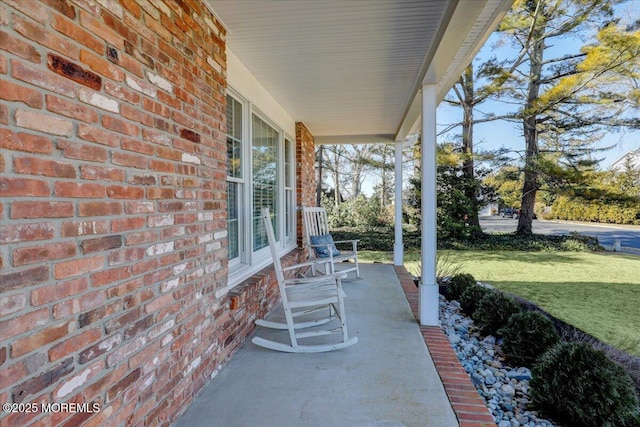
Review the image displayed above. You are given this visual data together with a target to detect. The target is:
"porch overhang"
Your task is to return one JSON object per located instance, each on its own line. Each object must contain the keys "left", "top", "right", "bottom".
{"left": 211, "top": 0, "right": 513, "bottom": 326}
{"left": 209, "top": 0, "right": 512, "bottom": 145}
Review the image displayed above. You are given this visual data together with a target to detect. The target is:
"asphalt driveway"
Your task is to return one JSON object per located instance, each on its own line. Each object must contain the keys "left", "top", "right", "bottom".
{"left": 479, "top": 216, "right": 640, "bottom": 250}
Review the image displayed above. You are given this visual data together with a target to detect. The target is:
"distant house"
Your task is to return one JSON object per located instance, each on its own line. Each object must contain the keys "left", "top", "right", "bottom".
{"left": 611, "top": 149, "right": 640, "bottom": 172}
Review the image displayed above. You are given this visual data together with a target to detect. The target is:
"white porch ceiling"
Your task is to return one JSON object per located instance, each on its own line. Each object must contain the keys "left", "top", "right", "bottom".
{"left": 209, "top": 0, "right": 512, "bottom": 144}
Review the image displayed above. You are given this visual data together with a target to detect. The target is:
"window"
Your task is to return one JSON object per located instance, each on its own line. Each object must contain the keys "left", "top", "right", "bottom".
{"left": 225, "top": 91, "right": 296, "bottom": 286}
{"left": 226, "top": 95, "right": 243, "bottom": 264}
{"left": 252, "top": 114, "right": 279, "bottom": 252}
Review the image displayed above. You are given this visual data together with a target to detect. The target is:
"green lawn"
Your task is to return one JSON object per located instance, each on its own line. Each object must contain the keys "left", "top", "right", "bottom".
{"left": 359, "top": 250, "right": 640, "bottom": 356}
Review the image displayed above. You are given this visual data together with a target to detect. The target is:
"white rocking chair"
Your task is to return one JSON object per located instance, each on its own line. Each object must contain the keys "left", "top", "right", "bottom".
{"left": 302, "top": 206, "right": 360, "bottom": 279}
{"left": 251, "top": 207, "right": 358, "bottom": 353}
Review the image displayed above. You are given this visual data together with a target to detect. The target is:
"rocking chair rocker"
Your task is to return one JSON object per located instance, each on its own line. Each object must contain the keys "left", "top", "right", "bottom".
{"left": 251, "top": 207, "right": 358, "bottom": 353}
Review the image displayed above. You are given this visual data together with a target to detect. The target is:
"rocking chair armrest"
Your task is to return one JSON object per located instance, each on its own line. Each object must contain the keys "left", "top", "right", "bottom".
{"left": 307, "top": 240, "right": 358, "bottom": 249}
{"left": 281, "top": 258, "right": 333, "bottom": 272}
{"left": 284, "top": 271, "right": 348, "bottom": 285}
{"left": 332, "top": 239, "right": 359, "bottom": 245}
{"left": 333, "top": 239, "right": 359, "bottom": 252}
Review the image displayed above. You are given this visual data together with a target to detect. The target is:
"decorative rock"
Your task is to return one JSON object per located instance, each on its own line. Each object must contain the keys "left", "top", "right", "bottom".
{"left": 471, "top": 373, "right": 484, "bottom": 386}
{"left": 485, "top": 375, "right": 497, "bottom": 386}
{"left": 447, "top": 334, "right": 461, "bottom": 345}
{"left": 489, "top": 360, "right": 503, "bottom": 368}
{"left": 483, "top": 335, "right": 496, "bottom": 345}
{"left": 502, "top": 384, "right": 516, "bottom": 399}
{"left": 439, "top": 295, "right": 556, "bottom": 427}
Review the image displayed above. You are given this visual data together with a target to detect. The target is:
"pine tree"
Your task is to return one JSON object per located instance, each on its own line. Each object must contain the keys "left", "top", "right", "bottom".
{"left": 495, "top": 0, "right": 640, "bottom": 234}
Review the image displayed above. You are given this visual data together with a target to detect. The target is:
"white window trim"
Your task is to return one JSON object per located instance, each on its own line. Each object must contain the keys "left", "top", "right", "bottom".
{"left": 226, "top": 176, "right": 244, "bottom": 271}
{"left": 219, "top": 89, "right": 297, "bottom": 298}
{"left": 226, "top": 89, "right": 249, "bottom": 272}
{"left": 283, "top": 137, "right": 295, "bottom": 245}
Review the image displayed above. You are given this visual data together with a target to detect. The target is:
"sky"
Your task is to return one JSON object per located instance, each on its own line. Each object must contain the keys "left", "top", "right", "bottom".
{"left": 356, "top": 2, "right": 640, "bottom": 197}
{"left": 436, "top": 8, "right": 639, "bottom": 171}
{"left": 437, "top": 98, "right": 638, "bottom": 170}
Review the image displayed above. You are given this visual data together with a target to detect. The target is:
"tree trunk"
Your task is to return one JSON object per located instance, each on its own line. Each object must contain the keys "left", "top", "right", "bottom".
{"left": 460, "top": 65, "right": 482, "bottom": 237}
{"left": 352, "top": 167, "right": 361, "bottom": 198}
{"left": 352, "top": 151, "right": 363, "bottom": 199}
{"left": 379, "top": 146, "right": 394, "bottom": 207}
{"left": 517, "top": 25, "right": 545, "bottom": 235}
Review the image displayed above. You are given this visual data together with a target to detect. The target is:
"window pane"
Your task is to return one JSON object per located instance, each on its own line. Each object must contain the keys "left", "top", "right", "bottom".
{"left": 252, "top": 115, "right": 279, "bottom": 251}
{"left": 226, "top": 95, "right": 243, "bottom": 262}
{"left": 285, "top": 138, "right": 292, "bottom": 185}
{"left": 284, "top": 138, "right": 293, "bottom": 240}
{"left": 226, "top": 95, "right": 242, "bottom": 178}
{"left": 285, "top": 188, "right": 292, "bottom": 239}
{"left": 227, "top": 182, "right": 239, "bottom": 260}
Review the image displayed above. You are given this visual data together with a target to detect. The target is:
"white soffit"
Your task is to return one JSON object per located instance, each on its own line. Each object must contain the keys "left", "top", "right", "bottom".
{"left": 396, "top": 0, "right": 513, "bottom": 140}
{"left": 209, "top": 0, "right": 512, "bottom": 144}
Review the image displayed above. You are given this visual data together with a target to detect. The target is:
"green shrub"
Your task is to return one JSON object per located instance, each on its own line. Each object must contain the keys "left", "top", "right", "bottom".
{"left": 560, "top": 232, "right": 601, "bottom": 252}
{"left": 330, "top": 226, "right": 603, "bottom": 252}
{"left": 446, "top": 273, "right": 476, "bottom": 301}
{"left": 438, "top": 232, "right": 603, "bottom": 252}
{"left": 531, "top": 342, "right": 640, "bottom": 427}
{"left": 321, "top": 194, "right": 392, "bottom": 228}
{"left": 551, "top": 195, "right": 640, "bottom": 225}
{"left": 472, "top": 292, "right": 521, "bottom": 336}
{"left": 459, "top": 284, "right": 493, "bottom": 316}
{"left": 500, "top": 311, "right": 560, "bottom": 367}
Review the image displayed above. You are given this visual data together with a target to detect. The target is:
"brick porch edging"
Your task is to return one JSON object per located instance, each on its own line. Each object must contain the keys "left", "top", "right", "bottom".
{"left": 394, "top": 266, "right": 497, "bottom": 427}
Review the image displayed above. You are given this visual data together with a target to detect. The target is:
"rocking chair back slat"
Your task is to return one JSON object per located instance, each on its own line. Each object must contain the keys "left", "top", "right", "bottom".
{"left": 301, "top": 206, "right": 361, "bottom": 279}
{"left": 251, "top": 207, "right": 357, "bottom": 353}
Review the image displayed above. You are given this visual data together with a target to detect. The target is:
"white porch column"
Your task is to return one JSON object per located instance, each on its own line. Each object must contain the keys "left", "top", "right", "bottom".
{"left": 393, "top": 142, "right": 403, "bottom": 266}
{"left": 420, "top": 84, "right": 439, "bottom": 326}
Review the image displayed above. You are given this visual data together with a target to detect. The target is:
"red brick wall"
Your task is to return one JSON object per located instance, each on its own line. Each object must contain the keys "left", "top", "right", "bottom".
{"left": 295, "top": 122, "right": 316, "bottom": 247}
{"left": 0, "top": 1, "right": 245, "bottom": 425}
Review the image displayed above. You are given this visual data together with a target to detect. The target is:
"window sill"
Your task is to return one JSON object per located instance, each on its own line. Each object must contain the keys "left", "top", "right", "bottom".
{"left": 216, "top": 244, "right": 299, "bottom": 299}
{"left": 226, "top": 247, "right": 308, "bottom": 311}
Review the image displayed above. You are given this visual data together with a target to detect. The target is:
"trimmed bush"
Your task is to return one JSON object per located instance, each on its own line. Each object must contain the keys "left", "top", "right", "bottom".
{"left": 330, "top": 227, "right": 603, "bottom": 252}
{"left": 472, "top": 292, "right": 521, "bottom": 336}
{"left": 531, "top": 342, "right": 640, "bottom": 427}
{"left": 500, "top": 311, "right": 560, "bottom": 367}
{"left": 552, "top": 195, "right": 640, "bottom": 225}
{"left": 445, "top": 273, "right": 476, "bottom": 301}
{"left": 459, "top": 284, "right": 493, "bottom": 316}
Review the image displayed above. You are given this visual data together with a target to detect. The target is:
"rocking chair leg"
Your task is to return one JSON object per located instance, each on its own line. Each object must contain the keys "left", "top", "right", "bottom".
{"left": 252, "top": 207, "right": 358, "bottom": 353}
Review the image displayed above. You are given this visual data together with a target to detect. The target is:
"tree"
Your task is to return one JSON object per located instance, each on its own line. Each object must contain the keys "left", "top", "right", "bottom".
{"left": 367, "top": 144, "right": 395, "bottom": 208}
{"left": 443, "top": 60, "right": 524, "bottom": 237}
{"left": 316, "top": 144, "right": 396, "bottom": 207}
{"left": 616, "top": 153, "right": 640, "bottom": 196}
{"left": 317, "top": 144, "right": 348, "bottom": 207}
{"left": 405, "top": 140, "right": 483, "bottom": 240}
{"left": 494, "top": 0, "right": 640, "bottom": 234}
{"left": 484, "top": 166, "right": 524, "bottom": 208}
{"left": 348, "top": 144, "right": 376, "bottom": 198}
{"left": 444, "top": 66, "right": 484, "bottom": 235}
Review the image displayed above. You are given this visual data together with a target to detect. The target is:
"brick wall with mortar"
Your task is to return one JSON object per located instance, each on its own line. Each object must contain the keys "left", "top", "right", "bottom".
{"left": 295, "top": 122, "right": 316, "bottom": 247}
{"left": 0, "top": 1, "right": 314, "bottom": 425}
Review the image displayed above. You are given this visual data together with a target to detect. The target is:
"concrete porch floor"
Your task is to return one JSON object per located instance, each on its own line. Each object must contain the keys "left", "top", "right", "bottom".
{"left": 175, "top": 263, "right": 459, "bottom": 427}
